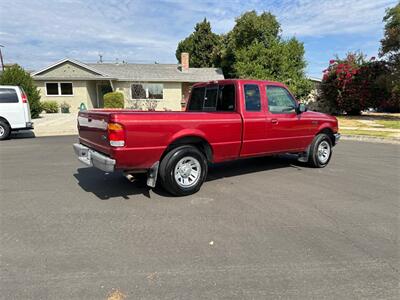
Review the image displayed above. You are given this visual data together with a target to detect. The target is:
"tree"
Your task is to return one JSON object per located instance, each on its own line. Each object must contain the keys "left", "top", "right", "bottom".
{"left": 176, "top": 18, "right": 221, "bottom": 68}
{"left": 0, "top": 65, "right": 42, "bottom": 118}
{"left": 176, "top": 11, "right": 312, "bottom": 99}
{"left": 380, "top": 2, "right": 400, "bottom": 58}
{"left": 320, "top": 53, "right": 390, "bottom": 115}
{"left": 220, "top": 11, "right": 312, "bottom": 99}
{"left": 380, "top": 2, "right": 400, "bottom": 111}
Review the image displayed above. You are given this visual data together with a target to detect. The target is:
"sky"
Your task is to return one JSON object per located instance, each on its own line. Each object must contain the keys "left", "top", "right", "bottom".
{"left": 0, "top": 0, "right": 397, "bottom": 78}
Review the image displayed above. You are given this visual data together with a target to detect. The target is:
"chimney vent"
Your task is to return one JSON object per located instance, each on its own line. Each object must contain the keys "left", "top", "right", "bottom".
{"left": 181, "top": 52, "right": 189, "bottom": 72}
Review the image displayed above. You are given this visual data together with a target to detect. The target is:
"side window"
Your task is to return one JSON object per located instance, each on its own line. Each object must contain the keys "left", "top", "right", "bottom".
{"left": 217, "top": 84, "right": 235, "bottom": 111}
{"left": 187, "top": 87, "right": 205, "bottom": 111}
{"left": 266, "top": 86, "right": 297, "bottom": 114}
{"left": 244, "top": 84, "right": 261, "bottom": 111}
{"left": 0, "top": 89, "right": 19, "bottom": 103}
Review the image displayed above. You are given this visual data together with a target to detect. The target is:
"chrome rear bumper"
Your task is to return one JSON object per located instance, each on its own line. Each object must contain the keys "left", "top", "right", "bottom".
{"left": 73, "top": 143, "right": 115, "bottom": 172}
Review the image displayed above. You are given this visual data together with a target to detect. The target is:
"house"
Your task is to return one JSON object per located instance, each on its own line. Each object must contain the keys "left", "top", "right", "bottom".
{"left": 31, "top": 53, "right": 224, "bottom": 112}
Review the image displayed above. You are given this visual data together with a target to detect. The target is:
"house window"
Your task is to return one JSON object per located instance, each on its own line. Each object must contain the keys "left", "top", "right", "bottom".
{"left": 45, "top": 82, "right": 73, "bottom": 96}
{"left": 46, "top": 83, "right": 59, "bottom": 95}
{"left": 131, "top": 83, "right": 163, "bottom": 100}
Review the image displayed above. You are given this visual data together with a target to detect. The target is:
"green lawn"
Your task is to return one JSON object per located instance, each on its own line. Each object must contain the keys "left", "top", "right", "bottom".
{"left": 340, "top": 129, "right": 395, "bottom": 139}
{"left": 337, "top": 113, "right": 400, "bottom": 131}
{"left": 375, "top": 120, "right": 400, "bottom": 129}
{"left": 337, "top": 113, "right": 399, "bottom": 139}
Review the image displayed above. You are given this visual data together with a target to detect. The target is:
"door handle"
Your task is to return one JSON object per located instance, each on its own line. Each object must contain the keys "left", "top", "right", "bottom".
{"left": 271, "top": 119, "right": 278, "bottom": 125}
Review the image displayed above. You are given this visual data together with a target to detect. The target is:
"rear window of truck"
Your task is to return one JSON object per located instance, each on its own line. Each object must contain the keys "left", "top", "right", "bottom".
{"left": 0, "top": 88, "right": 19, "bottom": 103}
{"left": 188, "top": 84, "right": 235, "bottom": 112}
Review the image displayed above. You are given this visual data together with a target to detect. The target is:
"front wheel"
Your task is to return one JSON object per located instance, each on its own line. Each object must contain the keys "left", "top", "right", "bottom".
{"left": 159, "top": 145, "right": 208, "bottom": 196}
{"left": 308, "top": 133, "right": 333, "bottom": 168}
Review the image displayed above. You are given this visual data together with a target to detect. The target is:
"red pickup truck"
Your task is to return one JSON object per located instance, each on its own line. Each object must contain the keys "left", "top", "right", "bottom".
{"left": 74, "top": 79, "right": 340, "bottom": 196}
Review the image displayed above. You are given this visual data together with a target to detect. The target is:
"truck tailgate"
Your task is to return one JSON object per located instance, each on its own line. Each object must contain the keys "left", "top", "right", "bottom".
{"left": 77, "top": 111, "right": 112, "bottom": 156}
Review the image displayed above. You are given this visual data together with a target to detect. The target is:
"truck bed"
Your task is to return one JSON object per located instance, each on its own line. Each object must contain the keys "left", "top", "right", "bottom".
{"left": 78, "top": 110, "right": 243, "bottom": 169}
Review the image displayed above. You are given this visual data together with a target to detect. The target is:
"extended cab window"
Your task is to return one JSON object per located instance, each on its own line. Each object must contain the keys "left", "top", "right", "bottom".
{"left": 244, "top": 84, "right": 261, "bottom": 111}
{"left": 217, "top": 84, "right": 235, "bottom": 111}
{"left": 187, "top": 84, "right": 235, "bottom": 112}
{"left": 203, "top": 86, "right": 218, "bottom": 111}
{"left": 266, "top": 86, "right": 297, "bottom": 114}
{"left": 187, "top": 87, "right": 205, "bottom": 111}
{"left": 0, "top": 88, "right": 18, "bottom": 103}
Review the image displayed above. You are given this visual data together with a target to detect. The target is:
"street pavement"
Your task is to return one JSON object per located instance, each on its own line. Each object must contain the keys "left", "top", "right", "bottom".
{"left": 0, "top": 136, "right": 399, "bottom": 299}
{"left": 31, "top": 113, "right": 78, "bottom": 137}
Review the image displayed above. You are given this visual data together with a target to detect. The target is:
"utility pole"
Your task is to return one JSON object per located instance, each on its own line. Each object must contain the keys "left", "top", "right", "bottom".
{"left": 0, "top": 45, "right": 4, "bottom": 72}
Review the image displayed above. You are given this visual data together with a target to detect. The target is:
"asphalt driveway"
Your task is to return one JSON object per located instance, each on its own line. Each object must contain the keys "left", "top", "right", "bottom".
{"left": 0, "top": 136, "right": 399, "bottom": 299}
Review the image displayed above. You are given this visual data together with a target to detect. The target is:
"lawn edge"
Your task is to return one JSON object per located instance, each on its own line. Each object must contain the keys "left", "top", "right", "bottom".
{"left": 341, "top": 135, "right": 400, "bottom": 144}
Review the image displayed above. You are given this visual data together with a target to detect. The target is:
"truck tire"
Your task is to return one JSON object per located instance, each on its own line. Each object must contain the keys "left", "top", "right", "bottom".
{"left": 159, "top": 145, "right": 208, "bottom": 196}
{"left": 308, "top": 133, "right": 332, "bottom": 168}
{"left": 0, "top": 120, "right": 11, "bottom": 140}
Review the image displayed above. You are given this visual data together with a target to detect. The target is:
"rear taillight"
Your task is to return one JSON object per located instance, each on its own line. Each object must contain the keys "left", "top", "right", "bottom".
{"left": 107, "top": 123, "right": 125, "bottom": 147}
{"left": 21, "top": 92, "right": 27, "bottom": 103}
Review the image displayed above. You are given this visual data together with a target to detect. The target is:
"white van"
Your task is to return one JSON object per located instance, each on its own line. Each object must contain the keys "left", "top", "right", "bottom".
{"left": 0, "top": 85, "right": 33, "bottom": 140}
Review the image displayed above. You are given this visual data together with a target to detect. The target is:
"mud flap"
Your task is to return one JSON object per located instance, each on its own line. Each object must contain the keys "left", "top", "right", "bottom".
{"left": 147, "top": 161, "right": 159, "bottom": 188}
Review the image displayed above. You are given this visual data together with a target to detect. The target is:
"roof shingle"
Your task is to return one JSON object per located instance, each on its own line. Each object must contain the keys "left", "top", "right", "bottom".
{"left": 86, "top": 63, "right": 224, "bottom": 82}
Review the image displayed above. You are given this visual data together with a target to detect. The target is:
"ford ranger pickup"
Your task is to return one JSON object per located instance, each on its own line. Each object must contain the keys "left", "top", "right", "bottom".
{"left": 74, "top": 79, "right": 340, "bottom": 196}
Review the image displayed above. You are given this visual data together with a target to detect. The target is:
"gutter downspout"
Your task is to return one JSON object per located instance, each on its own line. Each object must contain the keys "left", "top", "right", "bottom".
{"left": 109, "top": 80, "right": 114, "bottom": 91}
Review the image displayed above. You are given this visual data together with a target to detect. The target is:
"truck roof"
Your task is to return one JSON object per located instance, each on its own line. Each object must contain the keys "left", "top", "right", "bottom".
{"left": 192, "top": 79, "right": 287, "bottom": 87}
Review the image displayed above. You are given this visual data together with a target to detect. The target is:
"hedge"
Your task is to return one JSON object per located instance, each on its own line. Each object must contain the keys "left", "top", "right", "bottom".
{"left": 104, "top": 92, "right": 124, "bottom": 108}
{"left": 41, "top": 101, "right": 59, "bottom": 113}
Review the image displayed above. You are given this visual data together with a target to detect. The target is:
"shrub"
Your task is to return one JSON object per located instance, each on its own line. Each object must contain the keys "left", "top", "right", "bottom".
{"left": 41, "top": 101, "right": 59, "bottom": 113}
{"left": 320, "top": 53, "right": 391, "bottom": 115}
{"left": 60, "top": 101, "right": 71, "bottom": 113}
{"left": 104, "top": 92, "right": 124, "bottom": 108}
{"left": 0, "top": 64, "right": 42, "bottom": 118}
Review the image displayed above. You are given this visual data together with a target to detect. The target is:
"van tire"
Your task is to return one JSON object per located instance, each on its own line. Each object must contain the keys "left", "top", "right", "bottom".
{"left": 0, "top": 120, "right": 11, "bottom": 140}
{"left": 159, "top": 145, "right": 208, "bottom": 196}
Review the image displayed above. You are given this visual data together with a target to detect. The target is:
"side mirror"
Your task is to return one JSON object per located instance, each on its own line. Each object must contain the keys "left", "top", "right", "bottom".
{"left": 297, "top": 103, "right": 308, "bottom": 114}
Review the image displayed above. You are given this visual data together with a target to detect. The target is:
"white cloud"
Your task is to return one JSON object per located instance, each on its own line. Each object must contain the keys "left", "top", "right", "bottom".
{"left": 0, "top": 0, "right": 396, "bottom": 73}
{"left": 274, "top": 0, "right": 394, "bottom": 37}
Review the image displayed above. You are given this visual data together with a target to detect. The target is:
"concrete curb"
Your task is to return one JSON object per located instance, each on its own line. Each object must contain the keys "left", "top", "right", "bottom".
{"left": 341, "top": 135, "right": 400, "bottom": 144}
{"left": 34, "top": 131, "right": 78, "bottom": 137}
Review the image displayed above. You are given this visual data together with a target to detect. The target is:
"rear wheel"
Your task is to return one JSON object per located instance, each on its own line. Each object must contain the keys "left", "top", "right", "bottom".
{"left": 159, "top": 145, "right": 208, "bottom": 196}
{"left": 0, "top": 120, "right": 11, "bottom": 140}
{"left": 308, "top": 133, "right": 332, "bottom": 168}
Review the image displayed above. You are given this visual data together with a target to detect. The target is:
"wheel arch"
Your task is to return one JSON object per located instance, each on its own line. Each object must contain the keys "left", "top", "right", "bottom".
{"left": 317, "top": 126, "right": 335, "bottom": 146}
{"left": 162, "top": 135, "right": 213, "bottom": 162}
{"left": 0, "top": 116, "right": 10, "bottom": 126}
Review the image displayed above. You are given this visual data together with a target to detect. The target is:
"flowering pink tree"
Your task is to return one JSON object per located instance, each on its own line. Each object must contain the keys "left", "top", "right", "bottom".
{"left": 320, "top": 53, "right": 390, "bottom": 115}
